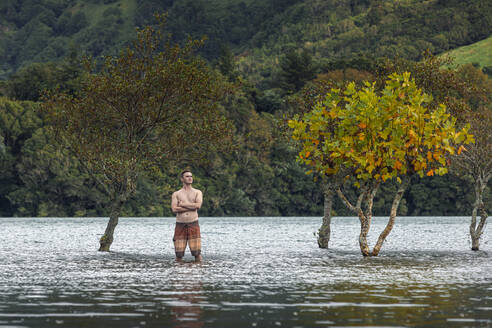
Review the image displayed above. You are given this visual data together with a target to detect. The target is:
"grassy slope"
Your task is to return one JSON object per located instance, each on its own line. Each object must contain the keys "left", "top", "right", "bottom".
{"left": 441, "top": 34, "right": 492, "bottom": 68}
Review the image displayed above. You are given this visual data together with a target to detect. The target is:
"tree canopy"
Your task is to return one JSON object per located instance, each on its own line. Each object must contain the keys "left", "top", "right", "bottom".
{"left": 42, "top": 14, "right": 233, "bottom": 250}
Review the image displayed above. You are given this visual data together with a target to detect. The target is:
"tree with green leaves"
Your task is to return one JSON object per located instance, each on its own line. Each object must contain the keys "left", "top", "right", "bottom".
{"left": 43, "top": 14, "right": 233, "bottom": 252}
{"left": 0, "top": 98, "right": 42, "bottom": 216}
{"left": 279, "top": 49, "right": 317, "bottom": 93}
{"left": 216, "top": 45, "right": 238, "bottom": 82}
{"left": 5, "top": 54, "right": 83, "bottom": 102}
{"left": 289, "top": 72, "right": 473, "bottom": 256}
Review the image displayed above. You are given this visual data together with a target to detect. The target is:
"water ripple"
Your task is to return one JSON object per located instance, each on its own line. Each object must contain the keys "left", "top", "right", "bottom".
{"left": 0, "top": 216, "right": 490, "bottom": 327}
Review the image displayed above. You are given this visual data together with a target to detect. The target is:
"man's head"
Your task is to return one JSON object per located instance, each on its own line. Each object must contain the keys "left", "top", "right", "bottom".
{"left": 180, "top": 170, "right": 193, "bottom": 185}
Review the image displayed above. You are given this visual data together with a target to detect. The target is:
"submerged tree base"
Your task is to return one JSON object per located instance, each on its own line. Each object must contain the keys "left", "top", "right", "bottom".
{"left": 99, "top": 233, "right": 114, "bottom": 252}
{"left": 317, "top": 229, "right": 330, "bottom": 249}
{"left": 99, "top": 243, "right": 111, "bottom": 252}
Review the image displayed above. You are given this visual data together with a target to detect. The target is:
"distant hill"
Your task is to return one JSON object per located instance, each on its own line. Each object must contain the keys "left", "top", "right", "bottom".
{"left": 1, "top": 0, "right": 492, "bottom": 81}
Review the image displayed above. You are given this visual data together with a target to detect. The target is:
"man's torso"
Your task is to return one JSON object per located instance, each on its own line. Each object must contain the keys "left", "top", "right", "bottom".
{"left": 175, "top": 188, "right": 200, "bottom": 223}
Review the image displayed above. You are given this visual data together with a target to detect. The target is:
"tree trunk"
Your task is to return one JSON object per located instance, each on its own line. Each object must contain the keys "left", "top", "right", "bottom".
{"left": 337, "top": 183, "right": 378, "bottom": 257}
{"left": 470, "top": 177, "right": 488, "bottom": 251}
{"left": 318, "top": 181, "right": 335, "bottom": 248}
{"left": 371, "top": 177, "right": 409, "bottom": 256}
{"left": 359, "top": 183, "right": 378, "bottom": 257}
{"left": 359, "top": 211, "right": 371, "bottom": 257}
{"left": 99, "top": 198, "right": 123, "bottom": 252}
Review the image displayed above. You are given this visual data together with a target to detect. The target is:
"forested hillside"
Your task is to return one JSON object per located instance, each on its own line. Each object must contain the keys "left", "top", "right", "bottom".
{"left": 0, "top": 0, "right": 491, "bottom": 218}
{"left": 1, "top": 0, "right": 491, "bottom": 78}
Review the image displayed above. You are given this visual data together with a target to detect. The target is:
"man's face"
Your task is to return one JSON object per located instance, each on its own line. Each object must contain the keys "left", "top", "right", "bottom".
{"left": 182, "top": 172, "right": 193, "bottom": 185}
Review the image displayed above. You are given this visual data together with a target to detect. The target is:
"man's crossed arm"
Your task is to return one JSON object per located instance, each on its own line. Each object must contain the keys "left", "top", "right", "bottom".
{"left": 178, "top": 201, "right": 201, "bottom": 210}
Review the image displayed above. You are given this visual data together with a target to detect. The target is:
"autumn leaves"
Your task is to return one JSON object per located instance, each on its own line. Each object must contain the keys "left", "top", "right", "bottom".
{"left": 289, "top": 72, "right": 473, "bottom": 187}
{"left": 289, "top": 72, "right": 474, "bottom": 256}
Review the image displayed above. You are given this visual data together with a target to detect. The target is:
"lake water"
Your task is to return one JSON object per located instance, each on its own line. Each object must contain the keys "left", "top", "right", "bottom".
{"left": 0, "top": 216, "right": 490, "bottom": 327}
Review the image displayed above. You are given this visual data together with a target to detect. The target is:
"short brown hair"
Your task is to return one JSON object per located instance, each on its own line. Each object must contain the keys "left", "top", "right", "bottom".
{"left": 180, "top": 170, "right": 192, "bottom": 178}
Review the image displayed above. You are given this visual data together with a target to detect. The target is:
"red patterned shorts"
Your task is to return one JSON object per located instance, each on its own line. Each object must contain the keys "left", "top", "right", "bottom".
{"left": 173, "top": 221, "right": 201, "bottom": 257}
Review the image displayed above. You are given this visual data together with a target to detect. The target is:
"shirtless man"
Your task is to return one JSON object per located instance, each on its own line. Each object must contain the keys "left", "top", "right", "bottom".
{"left": 171, "top": 170, "right": 203, "bottom": 262}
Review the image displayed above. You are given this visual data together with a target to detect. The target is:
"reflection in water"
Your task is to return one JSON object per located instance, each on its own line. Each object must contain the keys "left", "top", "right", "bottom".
{"left": 0, "top": 216, "right": 490, "bottom": 327}
{"left": 290, "top": 283, "right": 491, "bottom": 327}
{"left": 170, "top": 279, "right": 204, "bottom": 328}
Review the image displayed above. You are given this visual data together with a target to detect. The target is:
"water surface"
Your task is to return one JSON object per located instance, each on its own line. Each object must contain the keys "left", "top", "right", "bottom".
{"left": 0, "top": 216, "right": 490, "bottom": 327}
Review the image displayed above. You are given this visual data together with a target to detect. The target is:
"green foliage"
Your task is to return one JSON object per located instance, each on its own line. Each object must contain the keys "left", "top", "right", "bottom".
{"left": 0, "top": 98, "right": 41, "bottom": 216}
{"left": 255, "top": 88, "right": 284, "bottom": 113}
{"left": 186, "top": 90, "right": 323, "bottom": 217}
{"left": 216, "top": 45, "right": 239, "bottom": 82}
{"left": 375, "top": 54, "right": 481, "bottom": 120}
{"left": 56, "top": 11, "right": 88, "bottom": 36}
{"left": 5, "top": 54, "right": 83, "bottom": 101}
{"left": 8, "top": 127, "right": 106, "bottom": 217}
{"left": 0, "top": 97, "right": 112, "bottom": 217}
{"left": 0, "top": 0, "right": 137, "bottom": 77}
{"left": 406, "top": 174, "right": 475, "bottom": 216}
{"left": 278, "top": 48, "right": 317, "bottom": 92}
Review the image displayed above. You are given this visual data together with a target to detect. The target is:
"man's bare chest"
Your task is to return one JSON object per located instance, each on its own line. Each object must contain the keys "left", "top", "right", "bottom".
{"left": 177, "top": 190, "right": 198, "bottom": 203}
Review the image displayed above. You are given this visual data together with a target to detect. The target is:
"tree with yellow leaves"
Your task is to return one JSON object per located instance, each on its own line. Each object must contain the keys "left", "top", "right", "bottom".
{"left": 289, "top": 72, "right": 473, "bottom": 256}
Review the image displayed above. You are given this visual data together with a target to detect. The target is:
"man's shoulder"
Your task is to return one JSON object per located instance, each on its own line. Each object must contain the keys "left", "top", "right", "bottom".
{"left": 172, "top": 189, "right": 183, "bottom": 196}
{"left": 192, "top": 187, "right": 202, "bottom": 194}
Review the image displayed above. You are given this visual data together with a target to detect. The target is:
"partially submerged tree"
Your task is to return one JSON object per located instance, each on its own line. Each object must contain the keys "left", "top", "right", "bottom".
{"left": 43, "top": 14, "right": 232, "bottom": 251}
{"left": 286, "top": 78, "right": 341, "bottom": 248}
{"left": 289, "top": 73, "right": 472, "bottom": 256}
{"left": 451, "top": 107, "right": 492, "bottom": 251}
{"left": 451, "top": 66, "right": 492, "bottom": 251}
{"left": 286, "top": 75, "right": 354, "bottom": 248}
{"left": 300, "top": 69, "right": 376, "bottom": 249}
{"left": 458, "top": 107, "right": 492, "bottom": 250}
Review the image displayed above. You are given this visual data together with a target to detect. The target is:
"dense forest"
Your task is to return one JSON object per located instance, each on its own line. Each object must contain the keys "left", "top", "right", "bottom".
{"left": 0, "top": 0, "right": 491, "bottom": 218}
{"left": 1, "top": 0, "right": 492, "bottom": 77}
